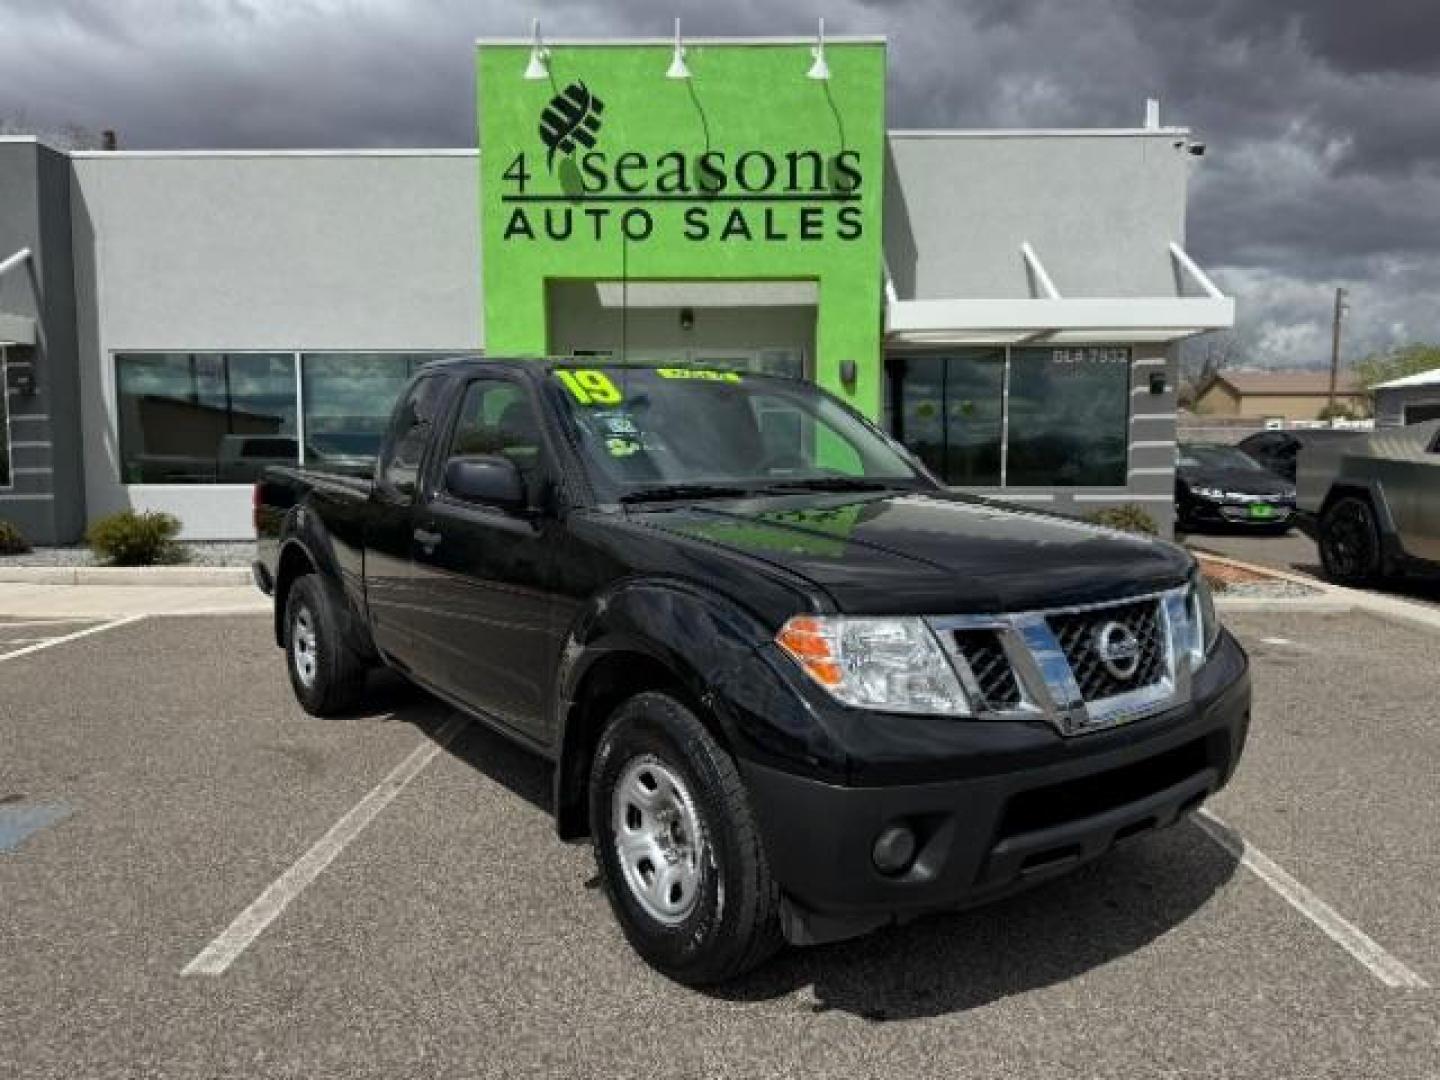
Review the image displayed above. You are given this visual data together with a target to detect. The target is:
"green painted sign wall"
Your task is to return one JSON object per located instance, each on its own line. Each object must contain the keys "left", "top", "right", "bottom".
{"left": 476, "top": 40, "right": 887, "bottom": 416}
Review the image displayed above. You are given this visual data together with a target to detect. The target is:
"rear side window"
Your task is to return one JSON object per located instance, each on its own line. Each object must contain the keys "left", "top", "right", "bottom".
{"left": 379, "top": 375, "right": 447, "bottom": 497}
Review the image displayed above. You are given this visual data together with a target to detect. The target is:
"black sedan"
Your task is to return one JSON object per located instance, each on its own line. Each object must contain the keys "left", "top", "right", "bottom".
{"left": 1176, "top": 443, "right": 1298, "bottom": 533}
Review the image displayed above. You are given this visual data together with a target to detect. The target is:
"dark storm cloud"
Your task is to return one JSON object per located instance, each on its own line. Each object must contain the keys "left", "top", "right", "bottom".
{"left": 2, "top": 0, "right": 1438, "bottom": 365}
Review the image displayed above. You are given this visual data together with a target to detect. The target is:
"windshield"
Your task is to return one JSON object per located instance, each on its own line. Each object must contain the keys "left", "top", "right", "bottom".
{"left": 548, "top": 365, "right": 933, "bottom": 502}
{"left": 1178, "top": 445, "right": 1268, "bottom": 471}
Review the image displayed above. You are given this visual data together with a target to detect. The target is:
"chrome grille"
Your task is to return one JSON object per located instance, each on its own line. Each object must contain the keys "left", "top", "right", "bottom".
{"left": 951, "top": 628, "right": 1022, "bottom": 710}
{"left": 928, "top": 585, "right": 1191, "bottom": 737}
{"left": 1047, "top": 599, "right": 1167, "bottom": 702}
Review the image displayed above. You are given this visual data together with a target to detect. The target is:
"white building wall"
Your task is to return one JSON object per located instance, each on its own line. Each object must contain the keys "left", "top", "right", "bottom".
{"left": 70, "top": 151, "right": 483, "bottom": 538}
{"left": 884, "top": 131, "right": 1192, "bottom": 302}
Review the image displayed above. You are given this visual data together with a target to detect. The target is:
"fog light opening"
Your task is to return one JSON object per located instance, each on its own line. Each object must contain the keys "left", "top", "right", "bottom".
{"left": 872, "top": 824, "right": 917, "bottom": 876}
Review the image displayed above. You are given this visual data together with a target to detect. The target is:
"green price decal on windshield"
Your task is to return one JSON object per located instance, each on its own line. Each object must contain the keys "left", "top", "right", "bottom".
{"left": 556, "top": 369, "right": 622, "bottom": 405}
{"left": 654, "top": 368, "right": 742, "bottom": 384}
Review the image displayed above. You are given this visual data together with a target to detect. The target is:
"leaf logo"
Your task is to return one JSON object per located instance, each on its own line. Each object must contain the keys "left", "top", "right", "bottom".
{"left": 538, "top": 81, "right": 605, "bottom": 171}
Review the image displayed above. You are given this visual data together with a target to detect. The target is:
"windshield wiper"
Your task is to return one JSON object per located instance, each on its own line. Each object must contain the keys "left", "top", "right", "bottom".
{"left": 757, "top": 477, "right": 901, "bottom": 493}
{"left": 619, "top": 483, "right": 755, "bottom": 504}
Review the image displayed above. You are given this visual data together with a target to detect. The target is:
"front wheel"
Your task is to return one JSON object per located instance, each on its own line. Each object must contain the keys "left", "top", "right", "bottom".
{"left": 589, "top": 692, "right": 781, "bottom": 985}
{"left": 1319, "top": 496, "right": 1383, "bottom": 586}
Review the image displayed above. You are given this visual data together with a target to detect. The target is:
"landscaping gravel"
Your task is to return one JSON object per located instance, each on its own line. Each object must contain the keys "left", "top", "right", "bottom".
{"left": 1214, "top": 578, "right": 1324, "bottom": 600}
{"left": 0, "top": 541, "right": 257, "bottom": 568}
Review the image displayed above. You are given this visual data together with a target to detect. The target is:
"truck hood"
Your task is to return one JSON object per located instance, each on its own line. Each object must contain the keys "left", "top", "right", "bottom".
{"left": 628, "top": 490, "right": 1193, "bottom": 615}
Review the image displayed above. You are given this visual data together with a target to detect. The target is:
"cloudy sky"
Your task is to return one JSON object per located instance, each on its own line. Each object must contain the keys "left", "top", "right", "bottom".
{"left": 2, "top": 0, "right": 1436, "bottom": 369}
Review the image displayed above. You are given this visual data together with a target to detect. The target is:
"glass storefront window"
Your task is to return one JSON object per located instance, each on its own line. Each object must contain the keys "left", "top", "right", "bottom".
{"left": 301, "top": 353, "right": 437, "bottom": 469}
{"left": 1006, "top": 347, "right": 1131, "bottom": 487}
{"left": 888, "top": 346, "right": 1132, "bottom": 487}
{"left": 0, "top": 349, "right": 11, "bottom": 488}
{"left": 116, "top": 353, "right": 297, "bottom": 484}
{"left": 890, "top": 351, "right": 1005, "bottom": 485}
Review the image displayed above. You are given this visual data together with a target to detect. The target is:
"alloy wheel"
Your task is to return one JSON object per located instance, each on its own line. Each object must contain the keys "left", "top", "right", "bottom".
{"left": 1325, "top": 501, "right": 1377, "bottom": 579}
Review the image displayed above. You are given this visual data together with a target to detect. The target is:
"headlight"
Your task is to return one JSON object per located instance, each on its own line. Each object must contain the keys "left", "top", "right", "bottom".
{"left": 1191, "top": 486, "right": 1226, "bottom": 501}
{"left": 775, "top": 616, "right": 971, "bottom": 716}
{"left": 1185, "top": 574, "right": 1221, "bottom": 668}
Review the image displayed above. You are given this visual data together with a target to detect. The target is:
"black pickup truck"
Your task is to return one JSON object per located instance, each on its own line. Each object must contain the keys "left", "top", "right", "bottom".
{"left": 254, "top": 358, "right": 1250, "bottom": 984}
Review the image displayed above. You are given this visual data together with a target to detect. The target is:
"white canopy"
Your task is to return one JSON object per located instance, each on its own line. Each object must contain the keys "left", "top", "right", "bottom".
{"left": 1373, "top": 367, "right": 1440, "bottom": 391}
{"left": 885, "top": 242, "right": 1234, "bottom": 346}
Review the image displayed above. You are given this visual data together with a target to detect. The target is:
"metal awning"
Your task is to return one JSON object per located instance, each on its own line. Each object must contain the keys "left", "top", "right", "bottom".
{"left": 0, "top": 312, "right": 36, "bottom": 347}
{"left": 885, "top": 242, "right": 1235, "bottom": 346}
{"left": 0, "top": 248, "right": 37, "bottom": 346}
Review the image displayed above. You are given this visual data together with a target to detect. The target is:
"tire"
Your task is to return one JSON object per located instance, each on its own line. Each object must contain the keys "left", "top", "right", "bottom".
{"left": 1319, "top": 496, "right": 1383, "bottom": 586}
{"left": 589, "top": 691, "right": 781, "bottom": 985}
{"left": 284, "top": 574, "right": 367, "bottom": 716}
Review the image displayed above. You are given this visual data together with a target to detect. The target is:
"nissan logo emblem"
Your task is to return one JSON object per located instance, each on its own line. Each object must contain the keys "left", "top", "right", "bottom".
{"left": 1093, "top": 620, "right": 1141, "bottom": 681}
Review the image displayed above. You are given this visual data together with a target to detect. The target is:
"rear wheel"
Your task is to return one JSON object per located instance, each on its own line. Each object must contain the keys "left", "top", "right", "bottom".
{"left": 589, "top": 691, "right": 781, "bottom": 985}
{"left": 284, "top": 574, "right": 367, "bottom": 716}
{"left": 1319, "top": 496, "right": 1383, "bottom": 585}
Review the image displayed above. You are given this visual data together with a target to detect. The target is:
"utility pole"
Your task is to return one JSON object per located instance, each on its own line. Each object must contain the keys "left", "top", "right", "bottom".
{"left": 1328, "top": 286, "right": 1348, "bottom": 419}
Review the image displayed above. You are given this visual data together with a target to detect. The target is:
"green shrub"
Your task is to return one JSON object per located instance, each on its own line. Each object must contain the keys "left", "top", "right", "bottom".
{"left": 85, "top": 510, "right": 184, "bottom": 566}
{"left": 1082, "top": 504, "right": 1159, "bottom": 536}
{"left": 0, "top": 519, "right": 31, "bottom": 555}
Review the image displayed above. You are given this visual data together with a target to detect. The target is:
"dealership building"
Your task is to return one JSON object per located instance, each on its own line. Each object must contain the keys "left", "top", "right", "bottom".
{"left": 0, "top": 35, "right": 1232, "bottom": 544}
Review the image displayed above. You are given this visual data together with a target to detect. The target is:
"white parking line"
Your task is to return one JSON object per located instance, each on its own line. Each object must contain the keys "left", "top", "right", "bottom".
{"left": 1195, "top": 808, "right": 1430, "bottom": 989}
{"left": 182, "top": 713, "right": 469, "bottom": 976}
{"left": 0, "top": 615, "right": 145, "bottom": 663}
{"left": 0, "top": 618, "right": 106, "bottom": 628}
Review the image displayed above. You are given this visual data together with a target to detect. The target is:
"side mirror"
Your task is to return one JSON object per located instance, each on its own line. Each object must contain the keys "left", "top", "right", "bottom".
{"left": 444, "top": 455, "right": 526, "bottom": 511}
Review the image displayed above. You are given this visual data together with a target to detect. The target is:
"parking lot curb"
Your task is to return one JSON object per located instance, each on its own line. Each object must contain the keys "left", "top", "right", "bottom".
{"left": 0, "top": 565, "right": 252, "bottom": 587}
{"left": 1216, "top": 596, "right": 1355, "bottom": 616}
{"left": 1201, "top": 552, "right": 1440, "bottom": 636}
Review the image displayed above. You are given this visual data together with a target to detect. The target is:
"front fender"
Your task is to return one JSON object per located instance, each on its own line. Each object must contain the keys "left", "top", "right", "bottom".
{"left": 550, "top": 577, "right": 846, "bottom": 839}
{"left": 1325, "top": 476, "right": 1400, "bottom": 537}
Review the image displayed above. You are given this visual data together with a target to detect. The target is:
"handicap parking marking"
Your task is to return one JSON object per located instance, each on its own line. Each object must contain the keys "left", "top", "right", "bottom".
{"left": 0, "top": 615, "right": 145, "bottom": 663}
{"left": 0, "top": 801, "right": 73, "bottom": 854}
{"left": 1195, "top": 808, "right": 1430, "bottom": 989}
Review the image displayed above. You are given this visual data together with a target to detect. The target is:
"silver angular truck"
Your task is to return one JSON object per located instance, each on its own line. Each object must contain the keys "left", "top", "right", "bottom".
{"left": 1299, "top": 420, "right": 1440, "bottom": 585}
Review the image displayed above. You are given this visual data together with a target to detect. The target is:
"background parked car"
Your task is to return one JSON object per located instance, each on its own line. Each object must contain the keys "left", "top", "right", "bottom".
{"left": 1175, "top": 442, "right": 1297, "bottom": 533}
{"left": 1299, "top": 420, "right": 1440, "bottom": 585}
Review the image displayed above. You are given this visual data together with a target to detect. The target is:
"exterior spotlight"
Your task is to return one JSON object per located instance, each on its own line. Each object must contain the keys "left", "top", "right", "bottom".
{"left": 807, "top": 17, "right": 830, "bottom": 80}
{"left": 523, "top": 18, "right": 550, "bottom": 81}
{"left": 666, "top": 18, "right": 691, "bottom": 80}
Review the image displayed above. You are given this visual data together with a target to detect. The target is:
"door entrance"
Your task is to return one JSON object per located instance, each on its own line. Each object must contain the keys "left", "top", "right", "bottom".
{"left": 578, "top": 347, "right": 805, "bottom": 379}
{"left": 546, "top": 281, "right": 815, "bottom": 382}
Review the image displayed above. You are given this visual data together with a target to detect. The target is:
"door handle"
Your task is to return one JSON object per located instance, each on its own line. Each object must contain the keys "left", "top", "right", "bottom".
{"left": 413, "top": 527, "right": 442, "bottom": 552}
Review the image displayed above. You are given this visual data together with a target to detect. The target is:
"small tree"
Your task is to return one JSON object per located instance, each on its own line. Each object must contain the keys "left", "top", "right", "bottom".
{"left": 1355, "top": 343, "right": 1440, "bottom": 390}
{"left": 1179, "top": 330, "right": 1242, "bottom": 408}
{"left": 1317, "top": 401, "right": 1360, "bottom": 422}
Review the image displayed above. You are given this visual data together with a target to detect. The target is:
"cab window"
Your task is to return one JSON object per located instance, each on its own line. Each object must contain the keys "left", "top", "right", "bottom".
{"left": 379, "top": 374, "right": 446, "bottom": 497}
{"left": 445, "top": 379, "right": 544, "bottom": 494}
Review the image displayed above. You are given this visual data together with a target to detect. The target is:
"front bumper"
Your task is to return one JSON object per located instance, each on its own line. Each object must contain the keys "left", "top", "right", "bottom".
{"left": 1187, "top": 500, "right": 1295, "bottom": 527}
{"left": 740, "top": 631, "right": 1251, "bottom": 945}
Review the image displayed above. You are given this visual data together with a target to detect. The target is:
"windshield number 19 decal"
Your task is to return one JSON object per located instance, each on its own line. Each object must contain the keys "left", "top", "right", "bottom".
{"left": 557, "top": 369, "right": 622, "bottom": 405}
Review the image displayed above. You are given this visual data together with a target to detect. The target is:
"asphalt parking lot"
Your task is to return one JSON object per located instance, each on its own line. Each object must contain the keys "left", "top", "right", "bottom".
{"left": 2, "top": 610, "right": 1437, "bottom": 1078}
